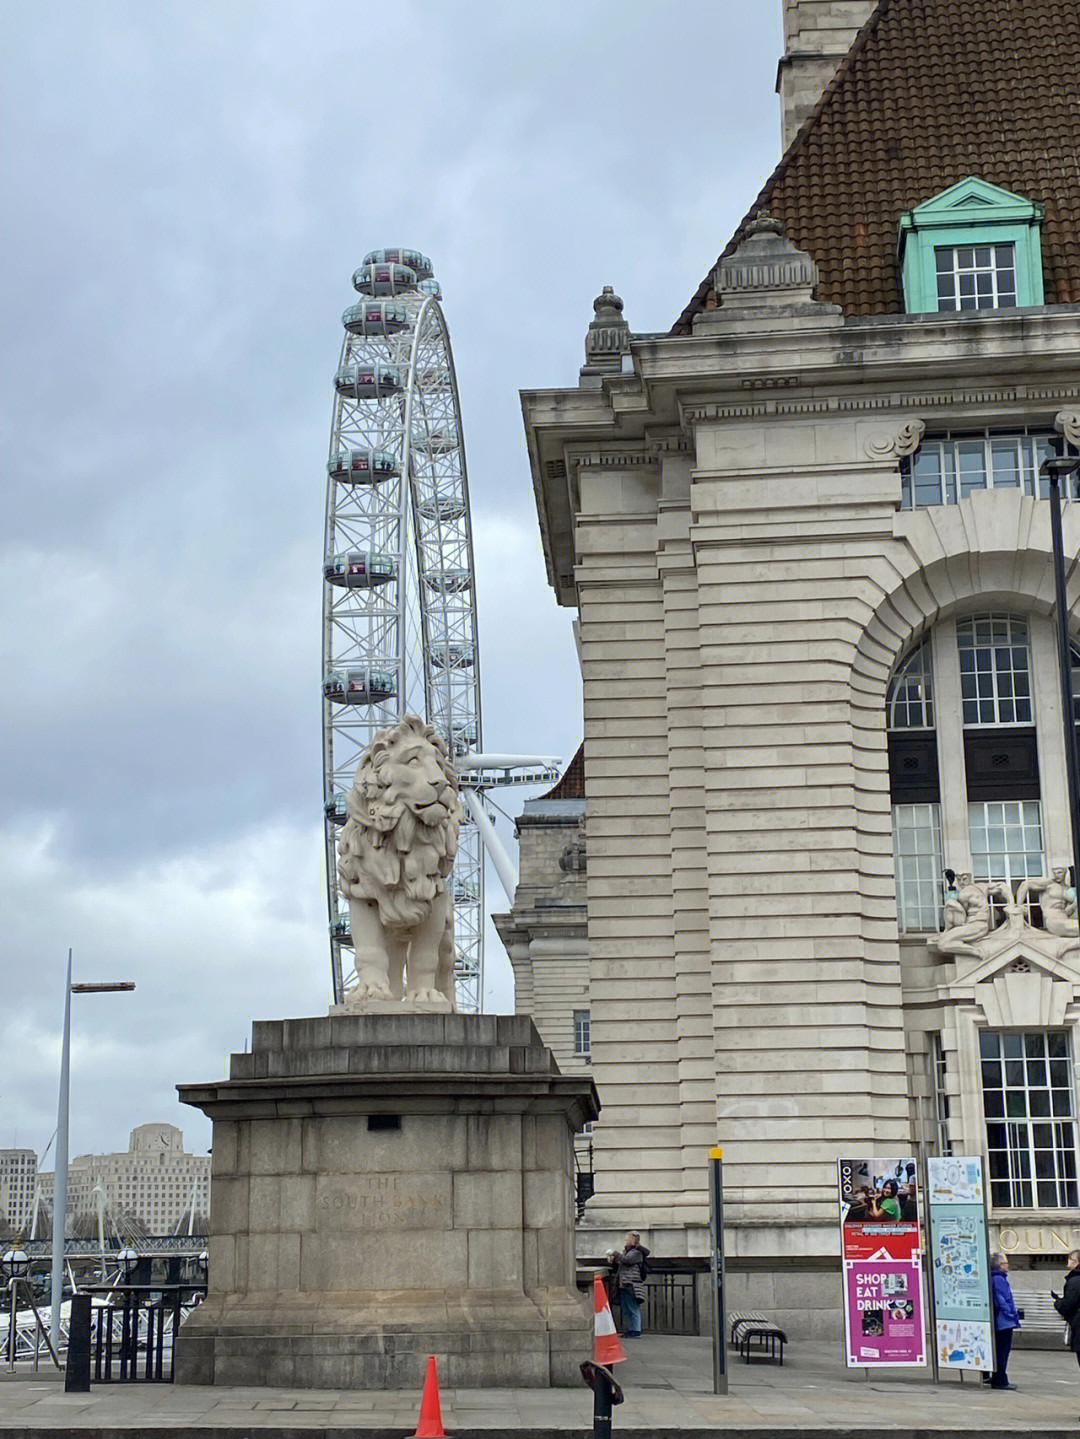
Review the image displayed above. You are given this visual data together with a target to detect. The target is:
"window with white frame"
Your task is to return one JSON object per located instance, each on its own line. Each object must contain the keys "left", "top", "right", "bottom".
{"left": 956, "top": 614, "right": 1033, "bottom": 726}
{"left": 573, "top": 1009, "right": 591, "bottom": 1056}
{"left": 929, "top": 1032, "right": 952, "bottom": 1156}
{"left": 1072, "top": 640, "right": 1080, "bottom": 727}
{"left": 887, "top": 639, "right": 934, "bottom": 729}
{"left": 892, "top": 803, "right": 944, "bottom": 931}
{"left": 900, "top": 431, "right": 1072, "bottom": 509}
{"left": 968, "top": 799, "right": 1045, "bottom": 881}
{"left": 980, "top": 1030, "right": 1079, "bottom": 1209}
{"left": 935, "top": 242, "right": 1016, "bottom": 311}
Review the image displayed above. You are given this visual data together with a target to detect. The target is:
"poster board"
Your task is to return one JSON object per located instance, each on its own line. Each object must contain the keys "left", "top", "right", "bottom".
{"left": 927, "top": 1156, "right": 993, "bottom": 1372}
{"left": 838, "top": 1156, "right": 926, "bottom": 1367}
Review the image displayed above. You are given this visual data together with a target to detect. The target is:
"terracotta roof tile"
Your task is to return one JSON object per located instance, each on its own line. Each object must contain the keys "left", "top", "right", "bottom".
{"left": 541, "top": 744, "right": 584, "bottom": 800}
{"left": 673, "top": 0, "right": 1080, "bottom": 332}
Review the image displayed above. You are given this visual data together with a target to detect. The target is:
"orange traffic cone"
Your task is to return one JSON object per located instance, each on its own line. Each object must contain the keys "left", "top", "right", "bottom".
{"left": 593, "top": 1273, "right": 626, "bottom": 1366}
{"left": 414, "top": 1355, "right": 446, "bottom": 1439}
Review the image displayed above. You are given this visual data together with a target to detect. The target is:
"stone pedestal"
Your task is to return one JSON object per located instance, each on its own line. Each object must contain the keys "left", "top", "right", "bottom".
{"left": 174, "top": 1013, "right": 598, "bottom": 1388}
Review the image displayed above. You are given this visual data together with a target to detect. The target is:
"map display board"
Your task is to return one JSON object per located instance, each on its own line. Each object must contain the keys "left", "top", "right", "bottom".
{"left": 838, "top": 1156, "right": 926, "bottom": 1367}
{"left": 927, "top": 1157, "right": 992, "bottom": 1372}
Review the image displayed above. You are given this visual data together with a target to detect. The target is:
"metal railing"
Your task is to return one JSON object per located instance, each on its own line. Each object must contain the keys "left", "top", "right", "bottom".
{"left": 75, "top": 1285, "right": 206, "bottom": 1384}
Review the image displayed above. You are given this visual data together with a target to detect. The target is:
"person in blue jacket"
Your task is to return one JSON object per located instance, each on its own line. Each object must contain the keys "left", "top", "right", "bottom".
{"left": 989, "top": 1252, "right": 1021, "bottom": 1389}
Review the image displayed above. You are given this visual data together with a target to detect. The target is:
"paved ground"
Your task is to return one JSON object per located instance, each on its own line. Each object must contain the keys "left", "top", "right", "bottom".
{"left": 1, "top": 1335, "right": 1078, "bottom": 1436}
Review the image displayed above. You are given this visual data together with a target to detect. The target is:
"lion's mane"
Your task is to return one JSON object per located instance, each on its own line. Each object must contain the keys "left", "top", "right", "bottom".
{"left": 337, "top": 716, "right": 461, "bottom": 929}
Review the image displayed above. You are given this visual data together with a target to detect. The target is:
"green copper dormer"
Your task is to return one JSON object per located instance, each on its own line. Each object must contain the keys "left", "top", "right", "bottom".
{"left": 898, "top": 178, "right": 1045, "bottom": 314}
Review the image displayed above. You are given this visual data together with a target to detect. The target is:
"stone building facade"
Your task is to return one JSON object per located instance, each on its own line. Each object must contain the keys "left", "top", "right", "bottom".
{"left": 493, "top": 754, "right": 591, "bottom": 1175}
{"left": 519, "top": 0, "right": 1080, "bottom": 1334}
{"left": 38, "top": 1124, "right": 210, "bottom": 1235}
{"left": 0, "top": 1150, "right": 38, "bottom": 1235}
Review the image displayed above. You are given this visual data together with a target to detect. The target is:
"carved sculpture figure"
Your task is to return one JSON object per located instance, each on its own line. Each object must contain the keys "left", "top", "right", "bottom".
{"left": 1019, "top": 867, "right": 1080, "bottom": 939}
{"left": 935, "top": 873, "right": 1006, "bottom": 958}
{"left": 337, "top": 715, "right": 462, "bottom": 1009}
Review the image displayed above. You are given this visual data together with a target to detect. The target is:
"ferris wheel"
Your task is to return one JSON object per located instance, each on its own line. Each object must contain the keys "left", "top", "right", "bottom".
{"left": 322, "top": 250, "right": 560, "bottom": 1014}
{"left": 322, "top": 249, "right": 487, "bottom": 1010}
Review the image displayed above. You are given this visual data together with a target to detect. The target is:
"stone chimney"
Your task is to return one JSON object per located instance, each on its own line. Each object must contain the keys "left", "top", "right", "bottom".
{"left": 776, "top": 0, "right": 878, "bottom": 148}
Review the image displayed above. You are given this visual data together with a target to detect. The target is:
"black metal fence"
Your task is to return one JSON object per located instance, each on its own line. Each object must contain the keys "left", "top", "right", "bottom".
{"left": 583, "top": 1262, "right": 702, "bottom": 1336}
{"left": 73, "top": 1285, "right": 206, "bottom": 1384}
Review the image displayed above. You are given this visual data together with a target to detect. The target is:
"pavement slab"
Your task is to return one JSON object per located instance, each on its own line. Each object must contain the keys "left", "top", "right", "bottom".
{"left": 0, "top": 1335, "right": 1077, "bottom": 1435}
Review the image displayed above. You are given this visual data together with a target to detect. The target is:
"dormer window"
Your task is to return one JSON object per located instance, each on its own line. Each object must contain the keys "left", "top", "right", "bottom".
{"left": 898, "top": 178, "right": 1044, "bottom": 314}
{"left": 935, "top": 242, "right": 1016, "bottom": 311}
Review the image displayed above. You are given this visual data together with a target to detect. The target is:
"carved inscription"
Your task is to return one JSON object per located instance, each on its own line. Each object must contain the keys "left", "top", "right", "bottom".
{"left": 316, "top": 1174, "right": 450, "bottom": 1231}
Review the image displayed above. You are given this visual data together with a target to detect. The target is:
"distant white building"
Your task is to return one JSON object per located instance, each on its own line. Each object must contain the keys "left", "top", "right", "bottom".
{"left": 38, "top": 1124, "right": 210, "bottom": 1234}
{"left": 0, "top": 1150, "right": 38, "bottom": 1233}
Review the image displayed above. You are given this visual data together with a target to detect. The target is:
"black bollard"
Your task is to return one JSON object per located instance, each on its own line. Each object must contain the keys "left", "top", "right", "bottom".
{"left": 592, "top": 1365, "right": 613, "bottom": 1439}
{"left": 64, "top": 1292, "right": 92, "bottom": 1393}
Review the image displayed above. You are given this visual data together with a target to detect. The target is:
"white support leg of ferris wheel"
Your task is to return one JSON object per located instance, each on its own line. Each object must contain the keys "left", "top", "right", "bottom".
{"left": 461, "top": 788, "right": 518, "bottom": 903}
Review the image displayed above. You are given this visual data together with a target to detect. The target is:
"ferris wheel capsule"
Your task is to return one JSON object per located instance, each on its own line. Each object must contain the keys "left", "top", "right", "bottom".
{"left": 352, "top": 262, "right": 417, "bottom": 296}
{"left": 430, "top": 642, "right": 475, "bottom": 670}
{"left": 324, "top": 792, "right": 348, "bottom": 824}
{"left": 327, "top": 447, "right": 399, "bottom": 483}
{"left": 423, "top": 567, "right": 472, "bottom": 594}
{"left": 415, "top": 427, "right": 459, "bottom": 455}
{"left": 418, "top": 278, "right": 442, "bottom": 299}
{"left": 342, "top": 299, "right": 410, "bottom": 336}
{"left": 334, "top": 362, "right": 402, "bottom": 399}
{"left": 324, "top": 550, "right": 397, "bottom": 588}
{"left": 361, "top": 248, "right": 434, "bottom": 281}
{"left": 323, "top": 666, "right": 397, "bottom": 704}
{"left": 416, "top": 489, "right": 466, "bottom": 522}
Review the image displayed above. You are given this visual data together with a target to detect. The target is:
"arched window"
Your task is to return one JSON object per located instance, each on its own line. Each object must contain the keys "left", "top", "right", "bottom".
{"left": 956, "top": 614, "right": 1032, "bottom": 726}
{"left": 887, "top": 639, "right": 934, "bottom": 730}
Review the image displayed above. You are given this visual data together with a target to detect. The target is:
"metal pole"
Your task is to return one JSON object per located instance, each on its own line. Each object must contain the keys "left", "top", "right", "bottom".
{"left": 7, "top": 1278, "right": 16, "bottom": 1370}
{"left": 709, "top": 1145, "right": 728, "bottom": 1395}
{"left": 592, "top": 1366, "right": 613, "bottom": 1439}
{"left": 50, "top": 950, "right": 72, "bottom": 1351}
{"left": 1047, "top": 470, "right": 1080, "bottom": 891}
{"left": 920, "top": 1151, "right": 940, "bottom": 1384}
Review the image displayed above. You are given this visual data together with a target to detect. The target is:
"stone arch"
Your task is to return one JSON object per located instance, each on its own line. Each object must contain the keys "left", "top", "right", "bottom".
{"left": 845, "top": 490, "right": 1080, "bottom": 945}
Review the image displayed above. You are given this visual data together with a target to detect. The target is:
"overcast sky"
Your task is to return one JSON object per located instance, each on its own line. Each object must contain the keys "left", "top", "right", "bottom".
{"left": 2, "top": 1, "right": 784, "bottom": 1165}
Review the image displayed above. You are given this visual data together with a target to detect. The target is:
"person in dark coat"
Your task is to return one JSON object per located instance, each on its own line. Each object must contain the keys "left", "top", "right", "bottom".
{"left": 1052, "top": 1248, "right": 1080, "bottom": 1418}
{"left": 989, "top": 1252, "right": 1021, "bottom": 1389}
{"left": 606, "top": 1232, "right": 650, "bottom": 1338}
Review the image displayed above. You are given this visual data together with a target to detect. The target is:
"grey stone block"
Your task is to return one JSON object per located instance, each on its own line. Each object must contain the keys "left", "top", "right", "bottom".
{"left": 250, "top": 1018, "right": 284, "bottom": 1051}
{"left": 467, "top": 1228, "right": 524, "bottom": 1288}
{"left": 248, "top": 1116, "right": 302, "bottom": 1174}
{"left": 466, "top": 1113, "right": 522, "bottom": 1171}
{"left": 453, "top": 1170, "right": 523, "bottom": 1228}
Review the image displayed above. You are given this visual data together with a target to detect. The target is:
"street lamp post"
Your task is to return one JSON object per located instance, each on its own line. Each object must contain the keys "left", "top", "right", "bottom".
{"left": 49, "top": 951, "right": 134, "bottom": 1350}
{"left": 1039, "top": 452, "right": 1080, "bottom": 894}
{"left": 3, "top": 1249, "right": 28, "bottom": 1369}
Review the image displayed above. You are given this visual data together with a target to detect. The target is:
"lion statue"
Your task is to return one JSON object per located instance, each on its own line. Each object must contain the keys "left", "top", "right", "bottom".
{"left": 337, "top": 714, "right": 462, "bottom": 1009}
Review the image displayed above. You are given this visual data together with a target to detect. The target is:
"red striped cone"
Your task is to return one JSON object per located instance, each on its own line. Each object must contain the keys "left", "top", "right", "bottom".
{"left": 413, "top": 1355, "right": 446, "bottom": 1438}
{"left": 593, "top": 1272, "right": 626, "bottom": 1365}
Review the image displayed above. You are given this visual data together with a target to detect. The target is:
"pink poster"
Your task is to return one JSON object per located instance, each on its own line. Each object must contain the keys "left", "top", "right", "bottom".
{"left": 843, "top": 1259, "right": 926, "bottom": 1367}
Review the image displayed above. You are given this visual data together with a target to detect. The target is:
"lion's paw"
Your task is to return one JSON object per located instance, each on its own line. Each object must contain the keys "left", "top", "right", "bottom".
{"left": 352, "top": 967, "right": 395, "bottom": 1002}
{"left": 405, "top": 988, "right": 454, "bottom": 1011}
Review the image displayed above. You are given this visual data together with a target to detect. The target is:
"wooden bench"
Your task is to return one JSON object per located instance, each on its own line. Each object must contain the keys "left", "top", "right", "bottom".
{"left": 728, "top": 1310, "right": 787, "bottom": 1365}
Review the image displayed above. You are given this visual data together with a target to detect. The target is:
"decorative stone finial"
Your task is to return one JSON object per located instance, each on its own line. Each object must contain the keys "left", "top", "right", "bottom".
{"left": 715, "top": 214, "right": 819, "bottom": 304}
{"left": 693, "top": 210, "right": 841, "bottom": 335}
{"left": 580, "top": 286, "right": 631, "bottom": 386}
{"left": 745, "top": 210, "right": 784, "bottom": 238}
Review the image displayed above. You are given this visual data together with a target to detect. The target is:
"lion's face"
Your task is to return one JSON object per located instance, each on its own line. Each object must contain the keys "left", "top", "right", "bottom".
{"left": 377, "top": 728, "right": 455, "bottom": 826}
